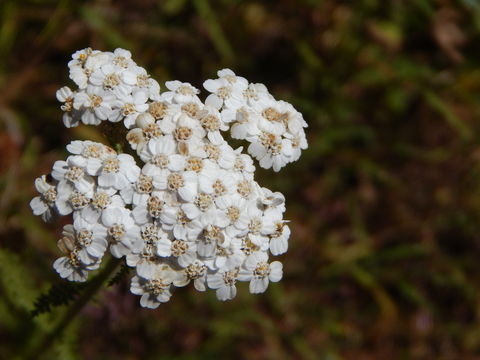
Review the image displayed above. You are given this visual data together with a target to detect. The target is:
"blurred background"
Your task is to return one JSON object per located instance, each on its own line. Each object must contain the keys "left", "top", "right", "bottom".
{"left": 1, "top": 0, "right": 480, "bottom": 359}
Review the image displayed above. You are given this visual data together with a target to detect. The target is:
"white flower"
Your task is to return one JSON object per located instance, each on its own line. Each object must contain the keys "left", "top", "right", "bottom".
{"left": 147, "top": 100, "right": 171, "bottom": 122}
{"left": 215, "top": 193, "right": 249, "bottom": 230}
{"left": 258, "top": 187, "right": 285, "bottom": 211}
{"left": 276, "top": 100, "right": 308, "bottom": 133}
{"left": 73, "top": 217, "right": 108, "bottom": 259}
{"left": 197, "top": 222, "right": 226, "bottom": 258}
{"left": 242, "top": 82, "right": 273, "bottom": 106}
{"left": 248, "top": 99, "right": 308, "bottom": 170}
{"left": 66, "top": 140, "right": 113, "bottom": 160}
{"left": 66, "top": 141, "right": 115, "bottom": 176}
{"left": 232, "top": 148, "right": 256, "bottom": 175}
{"left": 197, "top": 163, "right": 236, "bottom": 199}
{"left": 68, "top": 48, "right": 107, "bottom": 89}
{"left": 203, "top": 142, "right": 236, "bottom": 169}
{"left": 235, "top": 177, "right": 255, "bottom": 200}
{"left": 130, "top": 67, "right": 161, "bottom": 100}
{"left": 89, "top": 62, "right": 133, "bottom": 96}
{"left": 181, "top": 193, "right": 211, "bottom": 221}
{"left": 288, "top": 131, "right": 308, "bottom": 163}
{"left": 97, "top": 153, "right": 140, "bottom": 190}
{"left": 269, "top": 221, "right": 290, "bottom": 256}
{"left": 182, "top": 191, "right": 230, "bottom": 228}
{"left": 109, "top": 89, "right": 149, "bottom": 128}
{"left": 79, "top": 187, "right": 124, "bottom": 223}
{"left": 160, "top": 208, "right": 201, "bottom": 241}
{"left": 109, "top": 48, "right": 134, "bottom": 67}
{"left": 52, "top": 180, "right": 92, "bottom": 216}
{"left": 131, "top": 191, "right": 174, "bottom": 225}
{"left": 207, "top": 268, "right": 239, "bottom": 301}
{"left": 238, "top": 251, "right": 282, "bottom": 294}
{"left": 239, "top": 202, "right": 275, "bottom": 248}
{"left": 217, "top": 69, "right": 248, "bottom": 88}
{"left": 102, "top": 207, "right": 141, "bottom": 258}
{"left": 56, "top": 86, "right": 82, "bottom": 128}
{"left": 176, "top": 260, "right": 208, "bottom": 291}
{"left": 73, "top": 87, "right": 115, "bottom": 125}
{"left": 140, "top": 136, "right": 185, "bottom": 188}
{"left": 162, "top": 170, "right": 197, "bottom": 202}
{"left": 156, "top": 236, "right": 198, "bottom": 268}
{"left": 206, "top": 238, "right": 244, "bottom": 271}
{"left": 68, "top": 48, "right": 95, "bottom": 69}
{"left": 166, "top": 112, "right": 206, "bottom": 144}
{"left": 154, "top": 113, "right": 206, "bottom": 160}
{"left": 126, "top": 113, "right": 164, "bottom": 152}
{"left": 53, "top": 225, "right": 102, "bottom": 282}
{"left": 130, "top": 266, "right": 175, "bottom": 308}
{"left": 51, "top": 158, "right": 94, "bottom": 195}
{"left": 225, "top": 106, "right": 261, "bottom": 140}
{"left": 247, "top": 120, "right": 293, "bottom": 172}
{"left": 126, "top": 224, "right": 163, "bottom": 279}
{"left": 203, "top": 69, "right": 248, "bottom": 110}
{"left": 198, "top": 108, "right": 228, "bottom": 145}
{"left": 30, "top": 175, "right": 58, "bottom": 221}
{"left": 120, "top": 173, "right": 154, "bottom": 206}
{"left": 162, "top": 81, "right": 200, "bottom": 103}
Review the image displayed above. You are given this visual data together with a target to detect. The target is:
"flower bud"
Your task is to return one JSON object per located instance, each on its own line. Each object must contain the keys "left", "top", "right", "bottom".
{"left": 135, "top": 113, "right": 155, "bottom": 129}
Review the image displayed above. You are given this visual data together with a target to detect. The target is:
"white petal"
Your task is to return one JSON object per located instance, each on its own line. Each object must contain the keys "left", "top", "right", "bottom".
{"left": 86, "top": 158, "right": 102, "bottom": 175}
{"left": 168, "top": 155, "right": 185, "bottom": 171}
{"left": 248, "top": 141, "right": 267, "bottom": 159}
{"left": 259, "top": 155, "right": 274, "bottom": 170}
{"left": 30, "top": 197, "right": 48, "bottom": 215}
{"left": 98, "top": 173, "right": 115, "bottom": 188}
{"left": 194, "top": 278, "right": 206, "bottom": 291}
{"left": 207, "top": 131, "right": 224, "bottom": 145}
{"left": 133, "top": 90, "right": 148, "bottom": 104}
{"left": 137, "top": 261, "right": 156, "bottom": 279}
{"left": 55, "top": 199, "right": 72, "bottom": 215}
{"left": 217, "top": 285, "right": 236, "bottom": 301}
{"left": 156, "top": 239, "right": 172, "bottom": 257}
{"left": 203, "top": 79, "right": 220, "bottom": 93}
{"left": 178, "top": 251, "right": 196, "bottom": 268}
{"left": 269, "top": 261, "right": 283, "bottom": 282}
{"left": 207, "top": 273, "right": 224, "bottom": 289}
{"left": 205, "top": 94, "right": 223, "bottom": 109}
{"left": 122, "top": 71, "right": 137, "bottom": 85}
{"left": 270, "top": 235, "right": 287, "bottom": 254}
{"left": 237, "top": 269, "right": 252, "bottom": 282}
{"left": 65, "top": 140, "right": 83, "bottom": 154}
{"left": 56, "top": 86, "right": 72, "bottom": 102}
{"left": 249, "top": 277, "right": 268, "bottom": 294}
{"left": 95, "top": 105, "right": 111, "bottom": 120}
{"left": 132, "top": 206, "right": 149, "bottom": 224}
{"left": 178, "top": 185, "right": 196, "bottom": 203}
{"left": 140, "top": 294, "right": 160, "bottom": 309}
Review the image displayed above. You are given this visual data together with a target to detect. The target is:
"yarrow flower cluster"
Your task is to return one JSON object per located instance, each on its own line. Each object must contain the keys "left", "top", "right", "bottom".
{"left": 30, "top": 48, "right": 307, "bottom": 308}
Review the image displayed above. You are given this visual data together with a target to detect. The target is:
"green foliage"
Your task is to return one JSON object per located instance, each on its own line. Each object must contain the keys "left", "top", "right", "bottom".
{"left": 0, "top": 248, "right": 36, "bottom": 312}
{"left": 30, "top": 259, "right": 128, "bottom": 316}
{"left": 107, "top": 263, "right": 130, "bottom": 287}
{"left": 31, "top": 282, "right": 86, "bottom": 317}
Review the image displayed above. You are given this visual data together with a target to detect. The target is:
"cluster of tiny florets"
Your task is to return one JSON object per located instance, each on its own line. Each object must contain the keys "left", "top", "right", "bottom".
{"left": 30, "top": 48, "right": 306, "bottom": 308}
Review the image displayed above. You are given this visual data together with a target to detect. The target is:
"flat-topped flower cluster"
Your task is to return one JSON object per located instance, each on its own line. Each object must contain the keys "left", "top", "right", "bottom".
{"left": 30, "top": 48, "right": 307, "bottom": 308}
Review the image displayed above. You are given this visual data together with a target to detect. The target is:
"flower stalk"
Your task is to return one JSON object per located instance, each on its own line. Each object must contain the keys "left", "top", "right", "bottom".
{"left": 25, "top": 256, "right": 121, "bottom": 360}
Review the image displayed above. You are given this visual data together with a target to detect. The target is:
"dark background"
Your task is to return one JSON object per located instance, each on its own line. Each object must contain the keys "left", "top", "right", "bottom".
{"left": 1, "top": 0, "right": 480, "bottom": 359}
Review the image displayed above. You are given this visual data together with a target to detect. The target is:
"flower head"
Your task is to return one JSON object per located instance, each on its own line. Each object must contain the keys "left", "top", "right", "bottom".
{"left": 32, "top": 47, "right": 306, "bottom": 308}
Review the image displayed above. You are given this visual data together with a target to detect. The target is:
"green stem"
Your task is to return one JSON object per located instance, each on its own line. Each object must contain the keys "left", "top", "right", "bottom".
{"left": 193, "top": 0, "right": 234, "bottom": 63}
{"left": 24, "top": 256, "right": 122, "bottom": 360}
